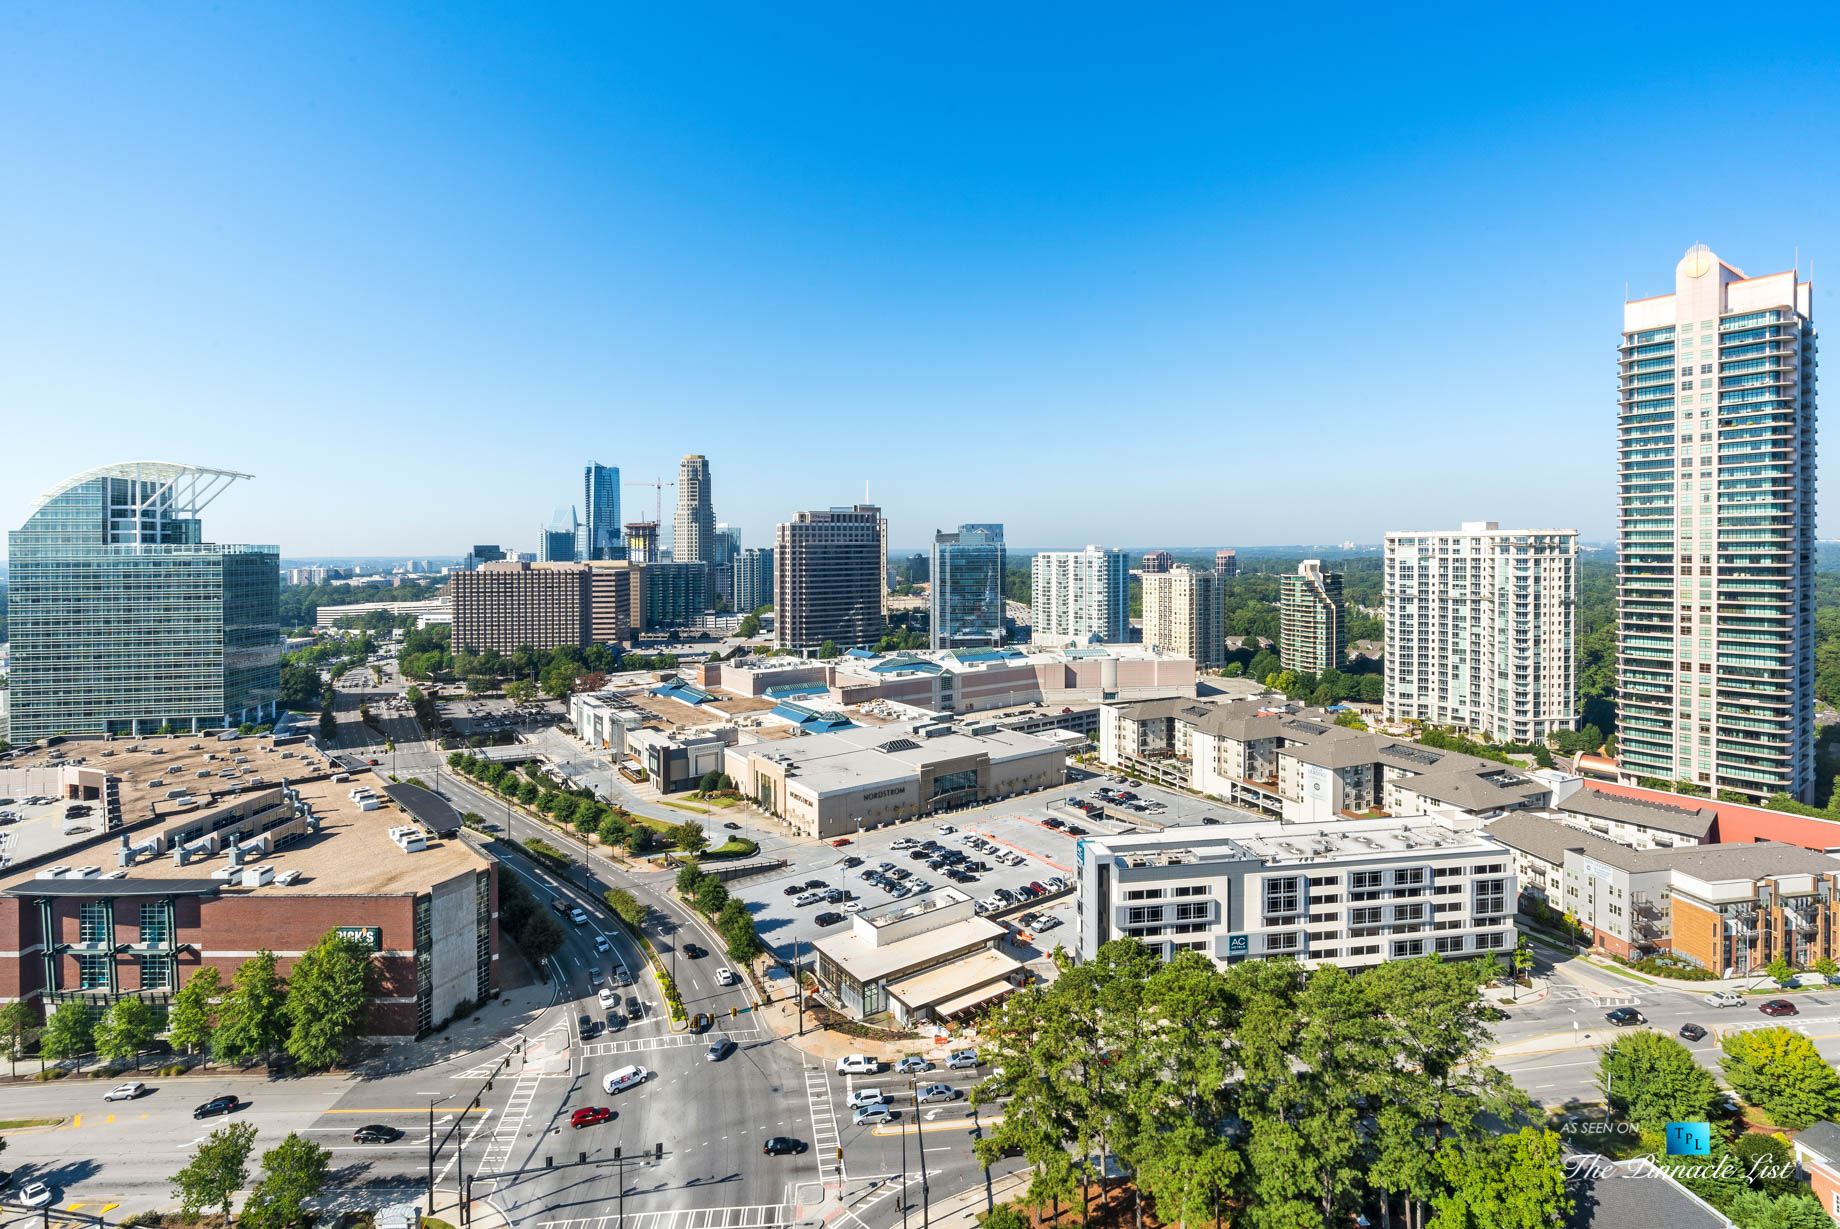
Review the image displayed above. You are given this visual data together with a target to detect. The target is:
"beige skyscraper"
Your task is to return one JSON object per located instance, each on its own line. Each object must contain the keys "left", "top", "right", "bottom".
{"left": 675, "top": 454, "right": 714, "bottom": 563}
{"left": 774, "top": 506, "right": 888, "bottom": 651}
{"left": 1617, "top": 245, "right": 1816, "bottom": 802}
{"left": 1141, "top": 565, "right": 1223, "bottom": 666}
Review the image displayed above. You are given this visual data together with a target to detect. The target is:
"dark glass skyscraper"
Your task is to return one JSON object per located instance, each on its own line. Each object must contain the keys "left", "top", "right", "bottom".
{"left": 930, "top": 523, "right": 1007, "bottom": 650}
{"left": 6, "top": 462, "right": 280, "bottom": 742}
{"left": 581, "top": 462, "right": 622, "bottom": 560}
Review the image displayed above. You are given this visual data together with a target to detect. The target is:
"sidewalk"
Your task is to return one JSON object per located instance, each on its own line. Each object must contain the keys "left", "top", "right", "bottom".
{"left": 358, "top": 971, "right": 559, "bottom": 1077}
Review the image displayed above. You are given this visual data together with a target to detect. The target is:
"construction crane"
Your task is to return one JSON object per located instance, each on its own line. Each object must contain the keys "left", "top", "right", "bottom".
{"left": 625, "top": 476, "right": 675, "bottom": 528}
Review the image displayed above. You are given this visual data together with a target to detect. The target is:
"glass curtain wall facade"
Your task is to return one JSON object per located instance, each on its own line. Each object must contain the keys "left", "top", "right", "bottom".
{"left": 736, "top": 547, "right": 774, "bottom": 613}
{"left": 580, "top": 463, "right": 623, "bottom": 560}
{"left": 1616, "top": 246, "right": 1817, "bottom": 801}
{"left": 930, "top": 524, "right": 1006, "bottom": 650}
{"left": 7, "top": 463, "right": 279, "bottom": 742}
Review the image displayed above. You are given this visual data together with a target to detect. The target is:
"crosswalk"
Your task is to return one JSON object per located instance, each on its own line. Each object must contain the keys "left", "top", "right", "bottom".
{"left": 581, "top": 1027, "right": 765, "bottom": 1058}
{"left": 477, "top": 1067, "right": 544, "bottom": 1172}
{"left": 537, "top": 1204, "right": 797, "bottom": 1229}
{"left": 802, "top": 1061, "right": 842, "bottom": 1169}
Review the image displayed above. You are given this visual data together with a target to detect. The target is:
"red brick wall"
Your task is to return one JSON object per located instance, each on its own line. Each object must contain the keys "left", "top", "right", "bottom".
{"left": 1802, "top": 1160, "right": 1840, "bottom": 1224}
{"left": 1581, "top": 782, "right": 1840, "bottom": 851}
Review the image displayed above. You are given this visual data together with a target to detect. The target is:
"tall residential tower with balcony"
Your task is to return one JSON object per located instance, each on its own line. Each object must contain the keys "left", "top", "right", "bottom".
{"left": 1383, "top": 522, "right": 1578, "bottom": 743}
{"left": 1031, "top": 547, "right": 1130, "bottom": 644}
{"left": 1142, "top": 566, "right": 1224, "bottom": 666}
{"left": 1617, "top": 245, "right": 1816, "bottom": 802}
{"left": 1279, "top": 560, "right": 1346, "bottom": 674}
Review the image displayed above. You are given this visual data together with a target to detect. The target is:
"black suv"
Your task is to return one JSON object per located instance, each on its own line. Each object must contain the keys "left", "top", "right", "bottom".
{"left": 815, "top": 911, "right": 846, "bottom": 927}
{"left": 194, "top": 1095, "right": 240, "bottom": 1119}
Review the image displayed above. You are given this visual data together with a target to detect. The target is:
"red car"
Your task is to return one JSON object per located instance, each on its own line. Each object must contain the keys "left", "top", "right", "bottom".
{"left": 1759, "top": 999, "right": 1800, "bottom": 1017}
{"left": 570, "top": 1106, "right": 615, "bottom": 1129}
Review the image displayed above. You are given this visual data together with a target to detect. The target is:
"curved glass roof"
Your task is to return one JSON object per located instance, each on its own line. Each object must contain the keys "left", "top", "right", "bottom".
{"left": 32, "top": 461, "right": 252, "bottom": 511}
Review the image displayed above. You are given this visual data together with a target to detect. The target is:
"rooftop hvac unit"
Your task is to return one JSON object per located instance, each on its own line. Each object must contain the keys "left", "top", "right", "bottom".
{"left": 72, "top": 866, "right": 101, "bottom": 878}
{"left": 275, "top": 868, "right": 302, "bottom": 886}
{"left": 102, "top": 869, "right": 129, "bottom": 880}
{"left": 35, "top": 866, "right": 72, "bottom": 880}
{"left": 210, "top": 866, "right": 240, "bottom": 880}
{"left": 243, "top": 865, "right": 275, "bottom": 887}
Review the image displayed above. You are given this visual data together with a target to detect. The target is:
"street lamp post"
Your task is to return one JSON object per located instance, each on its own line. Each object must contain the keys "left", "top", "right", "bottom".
{"left": 912, "top": 1076, "right": 930, "bottom": 1229}
{"left": 615, "top": 1145, "right": 624, "bottom": 1229}
{"left": 899, "top": 1106, "right": 909, "bottom": 1229}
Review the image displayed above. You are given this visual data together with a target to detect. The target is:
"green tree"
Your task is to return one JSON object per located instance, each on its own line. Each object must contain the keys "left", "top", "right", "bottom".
{"left": 0, "top": 1000, "right": 39, "bottom": 1077}
{"left": 691, "top": 875, "right": 730, "bottom": 915}
{"left": 1721, "top": 1027, "right": 1840, "bottom": 1128}
{"left": 818, "top": 639, "right": 840, "bottom": 660}
{"left": 317, "top": 705, "right": 338, "bottom": 743}
{"left": 94, "top": 997, "right": 160, "bottom": 1070}
{"left": 214, "top": 950, "right": 289, "bottom": 1065}
{"left": 1732, "top": 1132, "right": 1802, "bottom": 1198}
{"left": 977, "top": 1207, "right": 1030, "bottom": 1229}
{"left": 672, "top": 820, "right": 710, "bottom": 856}
{"left": 737, "top": 612, "right": 761, "bottom": 638}
{"left": 1816, "top": 956, "right": 1839, "bottom": 981}
{"left": 167, "top": 966, "right": 222, "bottom": 1060}
{"left": 1597, "top": 1031, "right": 1719, "bottom": 1134}
{"left": 1767, "top": 954, "right": 1794, "bottom": 984}
{"left": 698, "top": 770, "right": 722, "bottom": 794}
{"left": 239, "top": 1131, "right": 331, "bottom": 1229}
{"left": 716, "top": 899, "right": 762, "bottom": 961}
{"left": 520, "top": 908, "right": 565, "bottom": 964}
{"left": 1428, "top": 1128, "right": 1572, "bottom": 1229}
{"left": 675, "top": 863, "right": 705, "bottom": 896}
{"left": 605, "top": 888, "right": 646, "bottom": 929}
{"left": 285, "top": 931, "right": 377, "bottom": 1068}
{"left": 171, "top": 1121, "right": 257, "bottom": 1222}
{"left": 1728, "top": 1191, "right": 1832, "bottom": 1229}
{"left": 40, "top": 1002, "right": 95, "bottom": 1063}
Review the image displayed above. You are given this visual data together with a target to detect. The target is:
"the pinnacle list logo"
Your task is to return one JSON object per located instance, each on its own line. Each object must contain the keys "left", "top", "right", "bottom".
{"left": 1665, "top": 1122, "right": 1710, "bottom": 1156}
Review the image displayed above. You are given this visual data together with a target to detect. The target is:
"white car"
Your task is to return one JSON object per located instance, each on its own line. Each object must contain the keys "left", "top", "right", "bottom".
{"left": 893, "top": 1056, "right": 933, "bottom": 1074}
{"left": 593, "top": 935, "right": 611, "bottom": 953}
{"left": 846, "top": 1088, "right": 887, "bottom": 1109}
{"left": 852, "top": 1104, "right": 894, "bottom": 1126}
{"left": 836, "top": 1053, "right": 880, "bottom": 1075}
{"left": 843, "top": 902, "right": 863, "bottom": 914}
{"left": 598, "top": 987, "right": 621, "bottom": 1009}
{"left": 891, "top": 839, "right": 915, "bottom": 850}
{"left": 19, "top": 1183, "right": 53, "bottom": 1209}
{"left": 715, "top": 967, "right": 737, "bottom": 986}
{"left": 936, "top": 824, "right": 956, "bottom": 835}
{"left": 1704, "top": 990, "right": 1745, "bottom": 1008}
{"left": 104, "top": 1081, "right": 146, "bottom": 1101}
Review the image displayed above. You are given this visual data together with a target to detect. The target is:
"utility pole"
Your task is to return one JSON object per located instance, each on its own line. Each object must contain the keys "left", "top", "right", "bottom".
{"left": 795, "top": 940, "right": 805, "bottom": 1036}
{"left": 615, "top": 1146, "right": 624, "bottom": 1229}
{"left": 426, "top": 1092, "right": 454, "bottom": 1211}
{"left": 899, "top": 1107, "right": 909, "bottom": 1229}
{"left": 912, "top": 1075, "right": 930, "bottom": 1229}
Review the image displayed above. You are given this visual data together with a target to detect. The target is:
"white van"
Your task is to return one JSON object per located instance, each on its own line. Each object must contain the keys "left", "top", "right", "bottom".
{"left": 603, "top": 1065, "right": 651, "bottom": 1094}
{"left": 836, "top": 1054, "right": 879, "bottom": 1075}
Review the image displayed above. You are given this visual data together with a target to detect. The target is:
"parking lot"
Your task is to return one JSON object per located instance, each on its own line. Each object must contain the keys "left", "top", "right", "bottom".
{"left": 436, "top": 694, "right": 561, "bottom": 738}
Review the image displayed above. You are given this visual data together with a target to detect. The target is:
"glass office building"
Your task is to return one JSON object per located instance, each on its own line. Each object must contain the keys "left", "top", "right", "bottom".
{"left": 930, "top": 523, "right": 1007, "bottom": 650}
{"left": 580, "top": 463, "right": 623, "bottom": 560}
{"left": 6, "top": 463, "right": 280, "bottom": 742}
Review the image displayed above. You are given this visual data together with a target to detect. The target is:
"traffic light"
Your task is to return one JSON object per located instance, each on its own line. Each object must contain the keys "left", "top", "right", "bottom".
{"left": 485, "top": 1079, "right": 494, "bottom": 1091}
{"left": 730, "top": 1006, "right": 737, "bottom": 1018}
{"left": 653, "top": 1142, "right": 663, "bottom": 1162}
{"left": 472, "top": 1096, "right": 481, "bottom": 1109}
{"left": 579, "top": 1151, "right": 588, "bottom": 1165}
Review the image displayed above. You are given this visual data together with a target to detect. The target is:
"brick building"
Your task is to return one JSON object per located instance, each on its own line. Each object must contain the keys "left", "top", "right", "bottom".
{"left": 0, "top": 737, "right": 497, "bottom": 1038}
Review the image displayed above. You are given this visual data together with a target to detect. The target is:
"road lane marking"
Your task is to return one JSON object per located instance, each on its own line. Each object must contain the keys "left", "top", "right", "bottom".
{"left": 323, "top": 1107, "right": 490, "bottom": 1114}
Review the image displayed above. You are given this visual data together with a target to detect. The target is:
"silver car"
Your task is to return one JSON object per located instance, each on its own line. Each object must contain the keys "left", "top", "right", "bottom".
{"left": 916, "top": 1083, "right": 958, "bottom": 1105}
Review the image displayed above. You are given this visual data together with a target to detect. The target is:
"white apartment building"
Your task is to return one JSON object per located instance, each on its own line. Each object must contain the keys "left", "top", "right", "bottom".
{"left": 1075, "top": 819, "right": 1518, "bottom": 969}
{"left": 1383, "top": 521, "right": 1579, "bottom": 743}
{"left": 1141, "top": 566, "right": 1224, "bottom": 667}
{"left": 1030, "top": 547, "right": 1130, "bottom": 645}
{"left": 1617, "top": 245, "right": 1816, "bottom": 802}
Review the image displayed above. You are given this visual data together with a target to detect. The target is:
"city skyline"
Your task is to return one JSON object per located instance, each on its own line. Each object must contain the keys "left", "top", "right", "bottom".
{"left": 5, "top": 8, "right": 1839, "bottom": 555}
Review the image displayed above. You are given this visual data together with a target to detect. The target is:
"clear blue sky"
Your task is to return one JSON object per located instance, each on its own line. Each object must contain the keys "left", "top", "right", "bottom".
{"left": 4, "top": 4, "right": 1838, "bottom": 557}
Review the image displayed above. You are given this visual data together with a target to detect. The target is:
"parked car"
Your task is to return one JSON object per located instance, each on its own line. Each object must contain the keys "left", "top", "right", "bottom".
{"left": 894, "top": 1056, "right": 934, "bottom": 1074}
{"left": 784, "top": 884, "right": 805, "bottom": 896}
{"left": 1678, "top": 1022, "right": 1708, "bottom": 1042}
{"left": 104, "top": 1081, "right": 146, "bottom": 1102}
{"left": 1704, "top": 990, "right": 1744, "bottom": 1008}
{"left": 805, "top": 879, "right": 828, "bottom": 890}
{"left": 194, "top": 1095, "right": 240, "bottom": 1119}
{"left": 796, "top": 892, "right": 824, "bottom": 906}
{"left": 1760, "top": 999, "right": 1800, "bottom": 1017}
{"left": 1604, "top": 1008, "right": 1646, "bottom": 1026}
{"left": 763, "top": 1137, "right": 808, "bottom": 1156}
{"left": 947, "top": 1049, "right": 980, "bottom": 1069}
{"left": 842, "top": 856, "right": 864, "bottom": 868}
{"left": 353, "top": 1124, "right": 404, "bottom": 1143}
{"left": 815, "top": 912, "right": 845, "bottom": 927}
{"left": 571, "top": 1106, "right": 615, "bottom": 1129}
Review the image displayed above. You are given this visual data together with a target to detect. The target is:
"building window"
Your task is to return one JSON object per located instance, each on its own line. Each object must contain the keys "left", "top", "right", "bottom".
{"left": 1474, "top": 879, "right": 1508, "bottom": 916}
{"left": 139, "top": 901, "right": 168, "bottom": 948}
{"left": 79, "top": 901, "right": 112, "bottom": 945}
{"left": 1125, "top": 889, "right": 1165, "bottom": 901}
{"left": 76, "top": 953, "right": 110, "bottom": 990}
{"left": 1394, "top": 903, "right": 1426, "bottom": 924}
{"left": 1392, "top": 939, "right": 1425, "bottom": 958}
{"left": 1172, "top": 885, "right": 1210, "bottom": 898}
{"left": 1264, "top": 877, "right": 1302, "bottom": 918}
{"left": 1127, "top": 906, "right": 1164, "bottom": 926}
{"left": 1435, "top": 936, "right": 1464, "bottom": 954}
{"left": 1265, "top": 932, "right": 1300, "bottom": 952}
{"left": 139, "top": 954, "right": 171, "bottom": 990}
{"left": 1174, "top": 902, "right": 1209, "bottom": 922}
